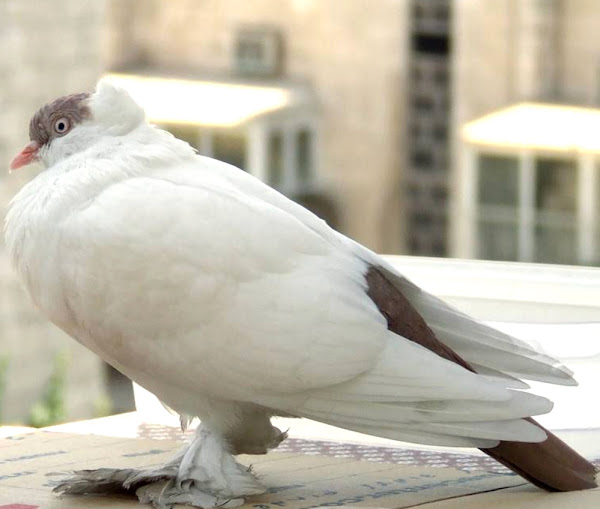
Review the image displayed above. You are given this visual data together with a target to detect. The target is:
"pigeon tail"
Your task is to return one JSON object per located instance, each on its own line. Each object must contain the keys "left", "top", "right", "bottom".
{"left": 482, "top": 419, "right": 598, "bottom": 491}
{"left": 366, "top": 265, "right": 598, "bottom": 492}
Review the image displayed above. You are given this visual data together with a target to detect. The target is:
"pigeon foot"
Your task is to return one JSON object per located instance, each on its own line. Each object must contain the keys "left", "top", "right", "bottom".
{"left": 50, "top": 426, "right": 266, "bottom": 508}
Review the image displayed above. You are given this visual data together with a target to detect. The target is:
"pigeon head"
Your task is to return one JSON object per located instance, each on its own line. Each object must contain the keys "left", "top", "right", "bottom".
{"left": 10, "top": 81, "right": 145, "bottom": 171}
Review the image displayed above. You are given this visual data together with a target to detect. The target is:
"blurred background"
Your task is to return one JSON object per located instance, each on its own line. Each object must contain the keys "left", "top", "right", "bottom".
{"left": 0, "top": 0, "right": 599, "bottom": 427}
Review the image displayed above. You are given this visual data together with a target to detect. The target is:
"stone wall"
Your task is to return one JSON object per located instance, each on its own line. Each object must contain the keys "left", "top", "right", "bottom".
{"left": 0, "top": 0, "right": 107, "bottom": 423}
{"left": 560, "top": 0, "right": 600, "bottom": 105}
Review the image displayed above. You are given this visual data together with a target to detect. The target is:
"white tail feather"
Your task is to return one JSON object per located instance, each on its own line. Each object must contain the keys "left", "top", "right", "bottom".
{"left": 375, "top": 265, "right": 576, "bottom": 386}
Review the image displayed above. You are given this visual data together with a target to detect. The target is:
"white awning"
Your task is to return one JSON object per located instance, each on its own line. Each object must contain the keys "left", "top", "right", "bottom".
{"left": 462, "top": 103, "right": 600, "bottom": 154}
{"left": 102, "top": 73, "right": 308, "bottom": 127}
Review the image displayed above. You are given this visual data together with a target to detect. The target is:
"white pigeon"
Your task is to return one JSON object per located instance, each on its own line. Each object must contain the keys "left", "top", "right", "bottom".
{"left": 6, "top": 81, "right": 597, "bottom": 508}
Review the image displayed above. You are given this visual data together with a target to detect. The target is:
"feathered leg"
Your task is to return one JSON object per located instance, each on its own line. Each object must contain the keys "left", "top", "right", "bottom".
{"left": 52, "top": 424, "right": 266, "bottom": 509}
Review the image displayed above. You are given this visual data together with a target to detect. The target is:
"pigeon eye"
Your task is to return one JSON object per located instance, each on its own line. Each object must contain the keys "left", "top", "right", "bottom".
{"left": 53, "top": 117, "right": 71, "bottom": 135}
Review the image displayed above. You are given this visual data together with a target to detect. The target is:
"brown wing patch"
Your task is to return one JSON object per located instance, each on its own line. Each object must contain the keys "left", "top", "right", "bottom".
{"left": 365, "top": 266, "right": 473, "bottom": 371}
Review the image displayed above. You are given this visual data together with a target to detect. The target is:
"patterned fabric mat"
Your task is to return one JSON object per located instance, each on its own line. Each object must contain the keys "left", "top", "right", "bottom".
{"left": 136, "top": 422, "right": 600, "bottom": 476}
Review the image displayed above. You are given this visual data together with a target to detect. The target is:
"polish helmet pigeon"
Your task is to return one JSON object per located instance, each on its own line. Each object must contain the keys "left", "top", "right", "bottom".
{"left": 6, "top": 82, "right": 597, "bottom": 507}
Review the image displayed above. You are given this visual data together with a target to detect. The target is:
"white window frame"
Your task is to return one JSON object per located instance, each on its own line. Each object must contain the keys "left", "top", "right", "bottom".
{"left": 247, "top": 115, "right": 320, "bottom": 192}
{"left": 158, "top": 114, "right": 320, "bottom": 193}
{"left": 456, "top": 147, "right": 599, "bottom": 266}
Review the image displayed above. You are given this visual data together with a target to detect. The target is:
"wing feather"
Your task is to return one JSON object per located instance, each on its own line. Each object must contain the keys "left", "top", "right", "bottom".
{"left": 361, "top": 260, "right": 576, "bottom": 386}
{"left": 58, "top": 173, "right": 384, "bottom": 400}
{"left": 56, "top": 157, "right": 559, "bottom": 447}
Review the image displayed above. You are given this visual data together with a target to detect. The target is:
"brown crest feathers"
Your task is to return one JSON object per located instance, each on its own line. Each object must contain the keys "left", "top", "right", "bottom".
{"left": 29, "top": 92, "right": 91, "bottom": 146}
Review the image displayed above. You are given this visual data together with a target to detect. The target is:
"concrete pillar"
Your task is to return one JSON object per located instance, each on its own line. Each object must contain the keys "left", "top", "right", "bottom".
{"left": 518, "top": 151, "right": 535, "bottom": 262}
{"left": 198, "top": 129, "right": 213, "bottom": 157}
{"left": 452, "top": 145, "right": 478, "bottom": 258}
{"left": 246, "top": 120, "right": 268, "bottom": 182}
{"left": 578, "top": 153, "right": 597, "bottom": 265}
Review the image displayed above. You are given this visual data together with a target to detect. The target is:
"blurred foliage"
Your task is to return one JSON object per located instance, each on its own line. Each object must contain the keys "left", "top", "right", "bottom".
{"left": 28, "top": 350, "right": 69, "bottom": 428}
{"left": 0, "top": 356, "right": 8, "bottom": 423}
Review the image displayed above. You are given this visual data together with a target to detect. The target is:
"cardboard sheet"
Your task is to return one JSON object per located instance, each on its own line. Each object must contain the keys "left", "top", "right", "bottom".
{"left": 0, "top": 429, "right": 598, "bottom": 509}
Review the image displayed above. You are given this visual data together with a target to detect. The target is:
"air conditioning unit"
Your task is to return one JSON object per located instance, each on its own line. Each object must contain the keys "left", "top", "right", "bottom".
{"left": 234, "top": 27, "right": 284, "bottom": 77}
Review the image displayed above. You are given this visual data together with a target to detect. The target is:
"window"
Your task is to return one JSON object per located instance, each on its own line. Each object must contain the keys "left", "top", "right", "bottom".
{"left": 535, "top": 158, "right": 576, "bottom": 212}
{"left": 412, "top": 148, "right": 434, "bottom": 169}
{"left": 237, "top": 41, "right": 264, "bottom": 65}
{"left": 411, "top": 34, "right": 450, "bottom": 55}
{"left": 234, "top": 27, "right": 284, "bottom": 77}
{"left": 476, "top": 153, "right": 581, "bottom": 265}
{"left": 213, "top": 131, "right": 247, "bottom": 170}
{"left": 434, "top": 67, "right": 448, "bottom": 86}
{"left": 412, "top": 212, "right": 433, "bottom": 228}
{"left": 431, "top": 185, "right": 448, "bottom": 205}
{"left": 267, "top": 132, "right": 284, "bottom": 188}
{"left": 413, "top": 96, "right": 434, "bottom": 112}
{"left": 534, "top": 224, "right": 577, "bottom": 264}
{"left": 432, "top": 124, "right": 447, "bottom": 142}
{"left": 263, "top": 124, "right": 316, "bottom": 190}
{"left": 477, "top": 155, "right": 520, "bottom": 261}
{"left": 479, "top": 220, "right": 519, "bottom": 261}
{"left": 162, "top": 124, "right": 199, "bottom": 149}
{"left": 534, "top": 158, "right": 577, "bottom": 264}
{"left": 296, "top": 129, "right": 313, "bottom": 183}
{"left": 478, "top": 155, "right": 519, "bottom": 206}
{"left": 161, "top": 125, "right": 248, "bottom": 169}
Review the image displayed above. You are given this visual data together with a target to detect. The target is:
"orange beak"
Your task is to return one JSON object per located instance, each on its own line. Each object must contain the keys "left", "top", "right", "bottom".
{"left": 10, "top": 141, "right": 41, "bottom": 171}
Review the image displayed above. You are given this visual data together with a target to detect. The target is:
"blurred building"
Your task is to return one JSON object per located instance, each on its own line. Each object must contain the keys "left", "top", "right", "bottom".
{"left": 451, "top": 0, "right": 600, "bottom": 266}
{"left": 0, "top": 0, "right": 108, "bottom": 423}
{"left": 406, "top": 0, "right": 452, "bottom": 256}
{"left": 104, "top": 0, "right": 600, "bottom": 266}
{"left": 104, "top": 0, "right": 410, "bottom": 253}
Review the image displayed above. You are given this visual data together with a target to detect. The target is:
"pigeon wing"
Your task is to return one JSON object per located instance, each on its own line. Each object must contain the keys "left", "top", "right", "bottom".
{"left": 52, "top": 169, "right": 538, "bottom": 438}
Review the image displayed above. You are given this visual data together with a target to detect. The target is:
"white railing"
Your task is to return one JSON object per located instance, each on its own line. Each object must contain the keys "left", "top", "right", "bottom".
{"left": 386, "top": 255, "right": 600, "bottom": 323}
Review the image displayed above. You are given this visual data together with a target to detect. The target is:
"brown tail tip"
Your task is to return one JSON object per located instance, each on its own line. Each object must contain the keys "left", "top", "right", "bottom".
{"left": 481, "top": 418, "right": 598, "bottom": 491}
